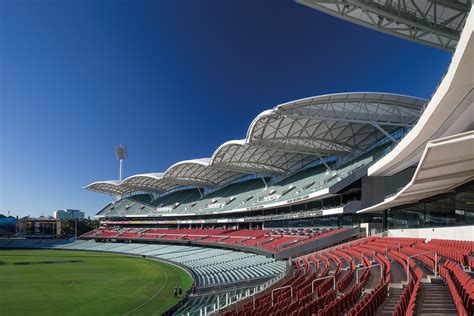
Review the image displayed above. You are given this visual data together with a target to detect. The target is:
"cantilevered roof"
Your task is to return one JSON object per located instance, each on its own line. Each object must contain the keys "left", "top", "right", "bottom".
{"left": 163, "top": 158, "right": 244, "bottom": 188}
{"left": 122, "top": 173, "right": 182, "bottom": 193}
{"left": 210, "top": 139, "right": 317, "bottom": 175}
{"left": 369, "top": 9, "right": 474, "bottom": 176}
{"left": 247, "top": 93, "right": 426, "bottom": 156}
{"left": 86, "top": 92, "right": 427, "bottom": 197}
{"left": 359, "top": 131, "right": 474, "bottom": 213}
{"left": 296, "top": 0, "right": 472, "bottom": 51}
{"left": 84, "top": 180, "right": 135, "bottom": 196}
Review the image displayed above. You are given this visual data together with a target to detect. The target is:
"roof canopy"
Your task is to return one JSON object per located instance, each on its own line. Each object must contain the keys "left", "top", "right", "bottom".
{"left": 296, "top": 0, "right": 471, "bottom": 51}
{"left": 163, "top": 158, "right": 244, "bottom": 188}
{"left": 84, "top": 180, "right": 136, "bottom": 196}
{"left": 247, "top": 93, "right": 425, "bottom": 156}
{"left": 210, "top": 139, "right": 316, "bottom": 175}
{"left": 359, "top": 131, "right": 474, "bottom": 213}
{"left": 85, "top": 92, "right": 426, "bottom": 197}
{"left": 121, "top": 173, "right": 181, "bottom": 193}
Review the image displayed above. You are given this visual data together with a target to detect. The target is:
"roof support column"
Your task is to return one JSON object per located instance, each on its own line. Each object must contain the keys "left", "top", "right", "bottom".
{"left": 317, "top": 154, "right": 332, "bottom": 171}
{"left": 197, "top": 187, "right": 204, "bottom": 198}
{"left": 371, "top": 124, "right": 399, "bottom": 144}
{"left": 261, "top": 176, "right": 268, "bottom": 189}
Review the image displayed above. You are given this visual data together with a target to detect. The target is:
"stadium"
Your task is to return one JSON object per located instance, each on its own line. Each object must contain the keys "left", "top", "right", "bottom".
{"left": 1, "top": 1, "right": 473, "bottom": 316}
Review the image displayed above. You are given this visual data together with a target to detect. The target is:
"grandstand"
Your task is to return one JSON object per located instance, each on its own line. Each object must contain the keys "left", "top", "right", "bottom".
{"left": 1, "top": 1, "right": 472, "bottom": 315}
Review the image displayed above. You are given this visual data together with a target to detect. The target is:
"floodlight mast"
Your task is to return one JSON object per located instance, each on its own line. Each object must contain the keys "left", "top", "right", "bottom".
{"left": 115, "top": 145, "right": 128, "bottom": 181}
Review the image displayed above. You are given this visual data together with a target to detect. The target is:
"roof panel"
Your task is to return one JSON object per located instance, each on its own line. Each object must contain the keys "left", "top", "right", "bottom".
{"left": 296, "top": 0, "right": 471, "bottom": 51}
{"left": 210, "top": 139, "right": 316, "bottom": 174}
{"left": 164, "top": 158, "right": 243, "bottom": 188}
{"left": 84, "top": 180, "right": 135, "bottom": 196}
{"left": 359, "top": 131, "right": 474, "bottom": 213}
{"left": 248, "top": 93, "right": 426, "bottom": 155}
{"left": 122, "top": 173, "right": 181, "bottom": 193}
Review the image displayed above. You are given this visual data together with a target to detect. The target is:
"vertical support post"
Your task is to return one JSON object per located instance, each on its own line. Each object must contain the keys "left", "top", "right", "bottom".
{"left": 119, "top": 159, "right": 123, "bottom": 181}
{"left": 407, "top": 251, "right": 437, "bottom": 283}
{"left": 317, "top": 154, "right": 331, "bottom": 171}
{"left": 355, "top": 264, "right": 382, "bottom": 284}
{"left": 311, "top": 276, "right": 336, "bottom": 295}
{"left": 271, "top": 286, "right": 293, "bottom": 306}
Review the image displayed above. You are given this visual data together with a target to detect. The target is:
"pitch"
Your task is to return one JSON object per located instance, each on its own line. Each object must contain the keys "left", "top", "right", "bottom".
{"left": 0, "top": 249, "right": 192, "bottom": 316}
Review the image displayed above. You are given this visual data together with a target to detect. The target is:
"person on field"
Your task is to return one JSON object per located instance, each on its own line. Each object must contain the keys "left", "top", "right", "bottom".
{"left": 178, "top": 286, "right": 183, "bottom": 297}
{"left": 173, "top": 287, "right": 178, "bottom": 298}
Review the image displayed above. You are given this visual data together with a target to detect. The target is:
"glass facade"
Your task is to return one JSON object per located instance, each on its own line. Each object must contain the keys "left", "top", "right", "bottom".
{"left": 387, "top": 182, "right": 474, "bottom": 229}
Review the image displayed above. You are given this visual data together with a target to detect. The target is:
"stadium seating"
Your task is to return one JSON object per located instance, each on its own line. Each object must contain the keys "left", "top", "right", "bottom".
{"left": 219, "top": 236, "right": 473, "bottom": 316}
{"left": 81, "top": 227, "right": 349, "bottom": 253}
{"left": 94, "top": 150, "right": 379, "bottom": 218}
{"left": 2, "top": 235, "right": 472, "bottom": 315}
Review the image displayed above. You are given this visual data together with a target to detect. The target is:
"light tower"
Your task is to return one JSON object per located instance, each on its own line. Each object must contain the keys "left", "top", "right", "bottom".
{"left": 115, "top": 145, "right": 128, "bottom": 181}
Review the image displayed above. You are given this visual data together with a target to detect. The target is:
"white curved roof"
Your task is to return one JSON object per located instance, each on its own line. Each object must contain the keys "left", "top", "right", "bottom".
{"left": 360, "top": 131, "right": 474, "bottom": 213}
{"left": 122, "top": 173, "right": 181, "bottom": 193}
{"left": 84, "top": 180, "right": 135, "bottom": 196}
{"left": 163, "top": 158, "right": 244, "bottom": 188}
{"left": 297, "top": 0, "right": 471, "bottom": 51}
{"left": 210, "top": 139, "right": 316, "bottom": 175}
{"left": 369, "top": 8, "right": 474, "bottom": 176}
{"left": 247, "top": 93, "right": 426, "bottom": 156}
{"left": 86, "top": 92, "right": 426, "bottom": 196}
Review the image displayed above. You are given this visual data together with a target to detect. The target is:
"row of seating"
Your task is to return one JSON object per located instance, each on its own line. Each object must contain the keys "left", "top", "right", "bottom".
{"left": 81, "top": 227, "right": 347, "bottom": 253}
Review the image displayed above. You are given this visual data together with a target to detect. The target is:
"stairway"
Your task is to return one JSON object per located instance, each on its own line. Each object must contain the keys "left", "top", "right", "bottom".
{"left": 416, "top": 279, "right": 458, "bottom": 315}
{"left": 374, "top": 287, "right": 403, "bottom": 315}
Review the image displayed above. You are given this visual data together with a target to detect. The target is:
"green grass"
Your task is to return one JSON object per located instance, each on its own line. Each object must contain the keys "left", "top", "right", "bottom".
{"left": 0, "top": 249, "right": 192, "bottom": 316}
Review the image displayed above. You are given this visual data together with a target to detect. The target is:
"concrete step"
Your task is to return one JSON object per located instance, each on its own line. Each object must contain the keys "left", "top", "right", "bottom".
{"left": 417, "top": 282, "right": 458, "bottom": 316}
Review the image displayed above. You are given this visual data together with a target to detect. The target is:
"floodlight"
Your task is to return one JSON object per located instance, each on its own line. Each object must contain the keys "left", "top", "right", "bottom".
{"left": 115, "top": 145, "right": 128, "bottom": 180}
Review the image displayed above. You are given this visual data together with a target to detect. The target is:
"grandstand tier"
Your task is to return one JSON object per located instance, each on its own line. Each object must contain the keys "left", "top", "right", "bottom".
{"left": 219, "top": 236, "right": 474, "bottom": 316}
{"left": 81, "top": 226, "right": 359, "bottom": 259}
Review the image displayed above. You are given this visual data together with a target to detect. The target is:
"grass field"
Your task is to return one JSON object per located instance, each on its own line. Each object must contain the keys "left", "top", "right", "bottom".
{"left": 0, "top": 249, "right": 193, "bottom": 316}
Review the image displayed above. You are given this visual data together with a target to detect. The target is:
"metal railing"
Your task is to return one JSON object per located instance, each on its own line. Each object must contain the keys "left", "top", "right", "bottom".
{"left": 407, "top": 251, "right": 438, "bottom": 283}
{"left": 202, "top": 263, "right": 291, "bottom": 316}
{"left": 311, "top": 275, "right": 336, "bottom": 296}
{"left": 356, "top": 264, "right": 383, "bottom": 284}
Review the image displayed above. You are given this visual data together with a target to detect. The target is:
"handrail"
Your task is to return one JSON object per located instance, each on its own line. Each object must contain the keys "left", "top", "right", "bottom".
{"left": 356, "top": 264, "right": 383, "bottom": 284}
{"left": 271, "top": 285, "right": 293, "bottom": 306}
{"left": 311, "top": 275, "right": 336, "bottom": 296}
{"left": 207, "top": 262, "right": 291, "bottom": 315}
{"left": 407, "top": 251, "right": 438, "bottom": 282}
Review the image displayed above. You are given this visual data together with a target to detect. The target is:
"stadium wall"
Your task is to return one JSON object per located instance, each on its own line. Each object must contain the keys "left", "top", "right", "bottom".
{"left": 388, "top": 225, "right": 474, "bottom": 241}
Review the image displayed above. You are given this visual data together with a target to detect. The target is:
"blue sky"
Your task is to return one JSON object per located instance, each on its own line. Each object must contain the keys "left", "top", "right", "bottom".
{"left": 0, "top": 0, "right": 451, "bottom": 218}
